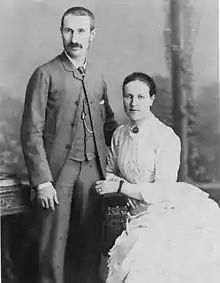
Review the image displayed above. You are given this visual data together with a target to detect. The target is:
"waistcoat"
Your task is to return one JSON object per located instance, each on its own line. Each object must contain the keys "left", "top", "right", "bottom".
{"left": 68, "top": 79, "right": 96, "bottom": 161}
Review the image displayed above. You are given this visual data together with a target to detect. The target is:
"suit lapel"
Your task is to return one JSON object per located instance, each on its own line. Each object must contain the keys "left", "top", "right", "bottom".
{"left": 59, "top": 52, "right": 96, "bottom": 105}
{"left": 59, "top": 52, "right": 83, "bottom": 80}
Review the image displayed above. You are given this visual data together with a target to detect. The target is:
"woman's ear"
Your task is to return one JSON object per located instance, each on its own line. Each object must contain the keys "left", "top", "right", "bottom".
{"left": 150, "top": 94, "right": 156, "bottom": 106}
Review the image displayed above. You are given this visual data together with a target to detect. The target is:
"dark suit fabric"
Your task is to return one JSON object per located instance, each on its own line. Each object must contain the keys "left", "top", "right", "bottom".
{"left": 20, "top": 52, "right": 117, "bottom": 283}
{"left": 38, "top": 158, "right": 102, "bottom": 283}
{"left": 21, "top": 52, "right": 117, "bottom": 188}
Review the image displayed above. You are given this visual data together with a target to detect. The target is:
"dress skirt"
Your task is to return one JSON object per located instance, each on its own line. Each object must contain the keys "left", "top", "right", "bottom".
{"left": 106, "top": 182, "right": 220, "bottom": 283}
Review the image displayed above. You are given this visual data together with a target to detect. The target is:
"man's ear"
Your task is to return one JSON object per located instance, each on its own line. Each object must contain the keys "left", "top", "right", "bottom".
{"left": 90, "top": 28, "right": 96, "bottom": 42}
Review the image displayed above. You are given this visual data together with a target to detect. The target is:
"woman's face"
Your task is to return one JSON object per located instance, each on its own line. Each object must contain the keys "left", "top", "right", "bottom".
{"left": 123, "top": 80, "right": 155, "bottom": 123}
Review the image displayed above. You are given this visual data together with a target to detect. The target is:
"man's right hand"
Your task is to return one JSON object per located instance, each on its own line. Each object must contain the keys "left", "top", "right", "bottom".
{"left": 37, "top": 182, "right": 59, "bottom": 211}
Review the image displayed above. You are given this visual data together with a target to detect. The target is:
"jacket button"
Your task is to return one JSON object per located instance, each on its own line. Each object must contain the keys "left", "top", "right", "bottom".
{"left": 71, "top": 121, "right": 76, "bottom": 127}
{"left": 66, "top": 144, "right": 71, "bottom": 149}
{"left": 75, "top": 101, "right": 79, "bottom": 106}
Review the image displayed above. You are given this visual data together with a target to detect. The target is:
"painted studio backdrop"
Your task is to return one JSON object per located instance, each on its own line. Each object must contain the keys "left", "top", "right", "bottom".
{"left": 0, "top": 0, "right": 219, "bottom": 183}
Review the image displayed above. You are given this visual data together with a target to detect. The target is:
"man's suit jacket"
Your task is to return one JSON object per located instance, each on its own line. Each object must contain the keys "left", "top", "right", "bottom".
{"left": 20, "top": 52, "right": 118, "bottom": 188}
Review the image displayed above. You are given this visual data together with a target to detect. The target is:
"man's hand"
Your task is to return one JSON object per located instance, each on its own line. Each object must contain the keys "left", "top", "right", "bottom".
{"left": 95, "top": 180, "right": 119, "bottom": 195}
{"left": 37, "top": 182, "right": 59, "bottom": 211}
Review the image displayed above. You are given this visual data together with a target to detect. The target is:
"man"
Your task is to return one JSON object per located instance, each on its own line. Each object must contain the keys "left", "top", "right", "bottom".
{"left": 20, "top": 7, "right": 118, "bottom": 283}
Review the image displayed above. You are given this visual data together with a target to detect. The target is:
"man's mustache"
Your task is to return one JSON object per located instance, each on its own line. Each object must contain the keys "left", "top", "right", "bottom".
{"left": 69, "top": 43, "right": 83, "bottom": 49}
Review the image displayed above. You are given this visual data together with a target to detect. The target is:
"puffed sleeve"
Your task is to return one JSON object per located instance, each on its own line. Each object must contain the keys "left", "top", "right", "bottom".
{"left": 154, "top": 127, "right": 181, "bottom": 183}
{"left": 136, "top": 128, "right": 181, "bottom": 203}
{"left": 120, "top": 127, "right": 181, "bottom": 203}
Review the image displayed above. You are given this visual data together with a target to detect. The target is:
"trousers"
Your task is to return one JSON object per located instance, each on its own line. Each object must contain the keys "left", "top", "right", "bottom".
{"left": 37, "top": 157, "right": 103, "bottom": 283}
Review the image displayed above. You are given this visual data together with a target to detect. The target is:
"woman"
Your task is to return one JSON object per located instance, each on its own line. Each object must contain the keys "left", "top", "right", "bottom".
{"left": 95, "top": 72, "right": 220, "bottom": 283}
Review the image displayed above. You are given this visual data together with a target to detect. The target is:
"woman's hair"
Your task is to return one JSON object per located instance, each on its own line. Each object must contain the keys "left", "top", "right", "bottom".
{"left": 61, "top": 7, "right": 95, "bottom": 31}
{"left": 122, "top": 72, "right": 156, "bottom": 97}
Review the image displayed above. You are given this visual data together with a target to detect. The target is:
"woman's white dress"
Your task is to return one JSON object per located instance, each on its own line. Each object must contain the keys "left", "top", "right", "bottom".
{"left": 105, "top": 114, "right": 220, "bottom": 283}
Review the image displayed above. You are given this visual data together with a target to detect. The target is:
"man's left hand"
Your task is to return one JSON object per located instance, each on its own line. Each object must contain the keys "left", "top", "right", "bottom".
{"left": 95, "top": 180, "right": 119, "bottom": 195}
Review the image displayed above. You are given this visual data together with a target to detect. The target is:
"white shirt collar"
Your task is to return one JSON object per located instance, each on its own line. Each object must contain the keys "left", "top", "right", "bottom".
{"left": 130, "top": 112, "right": 155, "bottom": 128}
{"left": 64, "top": 51, "right": 87, "bottom": 70}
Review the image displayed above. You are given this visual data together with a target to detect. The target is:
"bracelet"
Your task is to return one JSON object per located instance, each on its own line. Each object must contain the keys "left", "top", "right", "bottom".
{"left": 117, "top": 180, "right": 124, "bottom": 194}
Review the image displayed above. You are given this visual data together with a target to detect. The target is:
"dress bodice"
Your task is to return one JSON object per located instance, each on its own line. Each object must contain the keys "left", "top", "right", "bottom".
{"left": 116, "top": 123, "right": 157, "bottom": 183}
{"left": 107, "top": 114, "right": 181, "bottom": 185}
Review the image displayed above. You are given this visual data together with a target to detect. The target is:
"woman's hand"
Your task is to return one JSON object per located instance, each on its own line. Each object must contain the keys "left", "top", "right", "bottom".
{"left": 95, "top": 180, "right": 119, "bottom": 195}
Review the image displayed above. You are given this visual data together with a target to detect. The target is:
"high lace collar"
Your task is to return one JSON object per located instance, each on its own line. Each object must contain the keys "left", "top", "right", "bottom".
{"left": 128, "top": 112, "right": 156, "bottom": 138}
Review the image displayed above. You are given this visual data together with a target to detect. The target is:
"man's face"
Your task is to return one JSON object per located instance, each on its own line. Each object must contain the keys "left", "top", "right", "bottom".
{"left": 123, "top": 80, "right": 155, "bottom": 123}
{"left": 61, "top": 14, "right": 95, "bottom": 59}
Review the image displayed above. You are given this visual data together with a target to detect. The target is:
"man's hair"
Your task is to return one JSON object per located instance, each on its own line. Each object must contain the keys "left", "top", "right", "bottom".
{"left": 61, "top": 7, "right": 95, "bottom": 31}
{"left": 122, "top": 72, "right": 156, "bottom": 97}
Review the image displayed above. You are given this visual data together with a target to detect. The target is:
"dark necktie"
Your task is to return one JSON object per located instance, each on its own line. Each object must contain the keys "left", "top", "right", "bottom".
{"left": 78, "top": 66, "right": 93, "bottom": 134}
{"left": 78, "top": 66, "right": 85, "bottom": 77}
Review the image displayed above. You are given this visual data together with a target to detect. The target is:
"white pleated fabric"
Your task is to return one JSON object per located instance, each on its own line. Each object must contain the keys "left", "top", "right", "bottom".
{"left": 105, "top": 114, "right": 220, "bottom": 283}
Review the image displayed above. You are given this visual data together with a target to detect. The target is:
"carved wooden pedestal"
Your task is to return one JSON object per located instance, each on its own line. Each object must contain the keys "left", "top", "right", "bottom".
{"left": 1, "top": 175, "right": 30, "bottom": 283}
